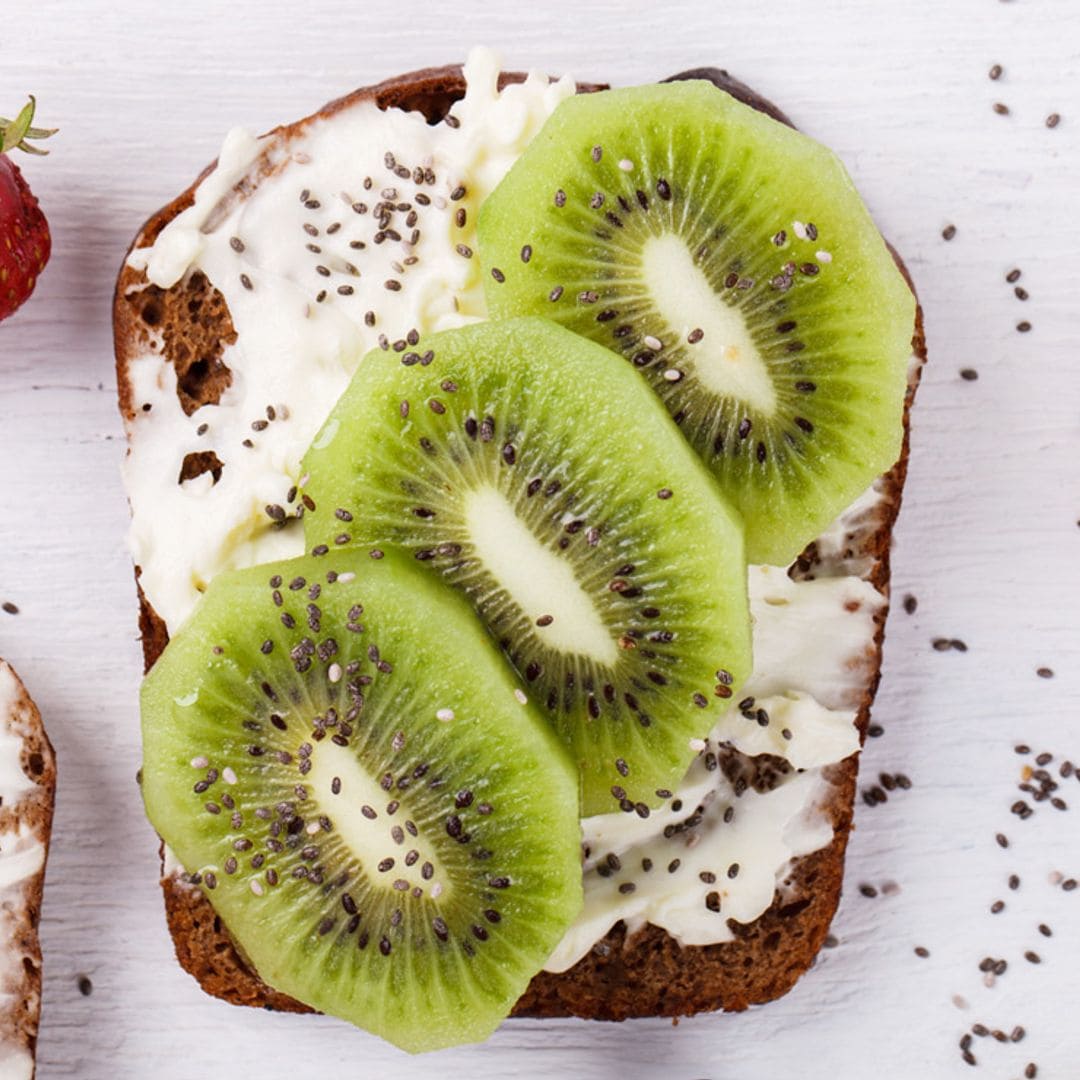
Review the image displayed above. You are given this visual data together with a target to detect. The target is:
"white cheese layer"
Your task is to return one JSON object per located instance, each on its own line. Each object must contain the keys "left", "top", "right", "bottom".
{"left": 124, "top": 46, "right": 575, "bottom": 633}
{"left": 547, "top": 564, "right": 880, "bottom": 971}
{"left": 126, "top": 47, "right": 889, "bottom": 965}
{"left": 0, "top": 669, "right": 37, "bottom": 807}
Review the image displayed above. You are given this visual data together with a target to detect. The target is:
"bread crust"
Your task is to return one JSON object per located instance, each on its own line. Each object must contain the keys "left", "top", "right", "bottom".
{"left": 0, "top": 661, "right": 57, "bottom": 1076}
{"left": 115, "top": 63, "right": 925, "bottom": 1023}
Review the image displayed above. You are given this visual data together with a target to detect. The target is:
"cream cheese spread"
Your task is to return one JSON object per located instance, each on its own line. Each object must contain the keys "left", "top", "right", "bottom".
{"left": 124, "top": 47, "right": 891, "bottom": 966}
{"left": 0, "top": 1040, "right": 33, "bottom": 1080}
{"left": 548, "top": 563, "right": 880, "bottom": 970}
{"left": 0, "top": 672, "right": 37, "bottom": 807}
{"left": 124, "top": 47, "right": 575, "bottom": 633}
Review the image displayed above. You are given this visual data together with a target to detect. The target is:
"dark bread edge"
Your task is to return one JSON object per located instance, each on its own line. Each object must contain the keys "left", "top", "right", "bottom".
{"left": 114, "top": 63, "right": 925, "bottom": 1022}
{"left": 0, "top": 661, "right": 58, "bottom": 1075}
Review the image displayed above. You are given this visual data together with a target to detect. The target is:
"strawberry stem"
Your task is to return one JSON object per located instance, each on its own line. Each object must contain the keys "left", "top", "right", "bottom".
{"left": 0, "top": 96, "right": 57, "bottom": 155}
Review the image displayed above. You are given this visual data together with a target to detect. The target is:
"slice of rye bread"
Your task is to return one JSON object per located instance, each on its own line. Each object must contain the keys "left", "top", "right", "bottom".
{"left": 114, "top": 63, "right": 926, "bottom": 1022}
{"left": 0, "top": 661, "right": 56, "bottom": 1077}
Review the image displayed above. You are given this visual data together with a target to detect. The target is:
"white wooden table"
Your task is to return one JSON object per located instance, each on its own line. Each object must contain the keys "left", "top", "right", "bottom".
{"left": 4, "top": 1, "right": 1079, "bottom": 1076}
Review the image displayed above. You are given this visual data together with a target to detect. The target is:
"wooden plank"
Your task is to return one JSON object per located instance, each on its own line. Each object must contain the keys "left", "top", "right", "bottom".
{"left": 1, "top": 0, "right": 1078, "bottom": 1075}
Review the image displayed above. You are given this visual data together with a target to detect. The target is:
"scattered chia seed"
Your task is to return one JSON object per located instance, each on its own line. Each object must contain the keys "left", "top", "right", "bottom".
{"left": 1036, "top": 667, "right": 1054, "bottom": 678}
{"left": 914, "top": 946, "right": 930, "bottom": 958}
{"left": 1, "top": 601, "right": 18, "bottom": 615}
{"left": 903, "top": 594, "right": 917, "bottom": 614}
{"left": 993, "top": 102, "right": 1010, "bottom": 115}
{"left": 77, "top": 975, "right": 93, "bottom": 996}
{"left": 942, "top": 224, "right": 957, "bottom": 240}
{"left": 1046, "top": 113, "right": 1061, "bottom": 128}
{"left": 933, "top": 637, "right": 967, "bottom": 652}
{"left": 989, "top": 63, "right": 1003, "bottom": 80}
{"left": 960, "top": 368, "right": 979, "bottom": 381}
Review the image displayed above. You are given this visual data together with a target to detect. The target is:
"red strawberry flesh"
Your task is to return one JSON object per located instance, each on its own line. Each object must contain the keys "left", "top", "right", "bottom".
{"left": 0, "top": 97, "right": 54, "bottom": 322}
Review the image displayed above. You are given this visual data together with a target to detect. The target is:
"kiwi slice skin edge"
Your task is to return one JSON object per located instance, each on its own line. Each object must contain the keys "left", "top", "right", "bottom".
{"left": 477, "top": 80, "right": 915, "bottom": 566}
{"left": 300, "top": 317, "right": 752, "bottom": 818}
{"left": 140, "top": 550, "right": 582, "bottom": 1053}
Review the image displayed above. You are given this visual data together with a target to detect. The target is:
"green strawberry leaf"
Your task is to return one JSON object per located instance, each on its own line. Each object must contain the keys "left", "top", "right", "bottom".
{"left": 0, "top": 97, "right": 57, "bottom": 156}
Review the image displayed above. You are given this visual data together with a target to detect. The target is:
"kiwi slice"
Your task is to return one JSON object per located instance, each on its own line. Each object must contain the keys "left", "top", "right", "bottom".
{"left": 477, "top": 81, "right": 915, "bottom": 566}
{"left": 300, "top": 317, "right": 751, "bottom": 817}
{"left": 140, "top": 550, "right": 582, "bottom": 1053}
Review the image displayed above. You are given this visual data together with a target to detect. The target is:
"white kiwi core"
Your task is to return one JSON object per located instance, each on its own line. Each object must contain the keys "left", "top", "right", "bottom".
{"left": 640, "top": 231, "right": 776, "bottom": 415}
{"left": 307, "top": 739, "right": 450, "bottom": 899}
{"left": 464, "top": 484, "right": 617, "bottom": 665}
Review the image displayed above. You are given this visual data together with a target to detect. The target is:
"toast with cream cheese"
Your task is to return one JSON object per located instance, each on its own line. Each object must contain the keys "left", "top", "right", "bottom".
{"left": 114, "top": 51, "right": 925, "bottom": 1022}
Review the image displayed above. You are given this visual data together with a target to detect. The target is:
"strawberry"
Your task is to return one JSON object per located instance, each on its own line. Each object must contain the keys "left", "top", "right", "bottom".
{"left": 0, "top": 96, "right": 55, "bottom": 322}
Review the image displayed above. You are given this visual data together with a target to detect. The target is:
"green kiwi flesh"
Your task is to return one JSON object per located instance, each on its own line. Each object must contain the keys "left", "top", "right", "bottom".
{"left": 300, "top": 317, "right": 751, "bottom": 817}
{"left": 140, "top": 550, "right": 582, "bottom": 1053}
{"left": 477, "top": 81, "right": 915, "bottom": 566}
